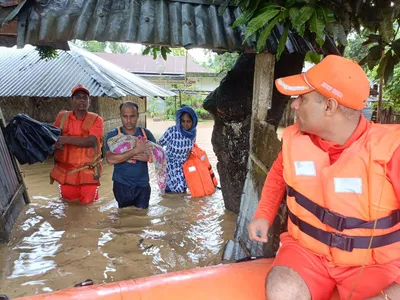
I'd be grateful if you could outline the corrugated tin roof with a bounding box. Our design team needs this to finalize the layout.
[0,42,176,98]
[8,0,322,55]
[95,53,213,74]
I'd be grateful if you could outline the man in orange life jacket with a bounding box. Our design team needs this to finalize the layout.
[50,84,104,204]
[248,55,400,300]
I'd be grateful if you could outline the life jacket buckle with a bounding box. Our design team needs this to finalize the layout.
[317,208,346,232]
[329,232,354,252]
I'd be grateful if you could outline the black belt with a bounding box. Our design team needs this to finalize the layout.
[287,186,400,232]
[289,210,400,252]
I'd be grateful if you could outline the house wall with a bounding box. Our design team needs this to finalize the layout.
[0,97,98,124]
[97,96,146,135]
[142,75,221,93]
[193,77,221,92]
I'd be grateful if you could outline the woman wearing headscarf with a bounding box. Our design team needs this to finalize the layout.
[158,105,198,193]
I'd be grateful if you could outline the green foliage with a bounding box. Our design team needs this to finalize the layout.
[344,33,369,63]
[81,41,107,52]
[109,42,129,54]
[357,22,400,84]
[195,107,211,119]
[384,66,400,103]
[224,0,400,84]
[141,46,187,60]
[201,51,240,73]
[36,46,59,60]
[142,45,172,60]
[229,0,338,60]
[170,48,187,56]
[161,86,210,120]
[76,40,129,54]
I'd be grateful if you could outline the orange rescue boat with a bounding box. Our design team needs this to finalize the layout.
[11,258,340,300]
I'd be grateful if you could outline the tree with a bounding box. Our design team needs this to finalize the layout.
[384,66,400,103]
[201,50,240,73]
[224,0,400,84]
[344,33,369,63]
[80,41,107,52]
[170,47,186,56]
[109,42,129,54]
[141,45,187,59]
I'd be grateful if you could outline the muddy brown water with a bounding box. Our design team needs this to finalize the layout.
[0,119,237,298]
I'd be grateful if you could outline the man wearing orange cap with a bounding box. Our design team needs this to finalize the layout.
[248,55,400,300]
[50,84,104,204]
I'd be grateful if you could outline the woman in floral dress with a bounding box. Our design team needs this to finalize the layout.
[158,105,198,193]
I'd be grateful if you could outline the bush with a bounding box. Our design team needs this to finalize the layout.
[161,93,211,120]
[195,107,211,119]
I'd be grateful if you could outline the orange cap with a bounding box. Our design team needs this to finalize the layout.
[275,55,370,110]
[71,84,90,96]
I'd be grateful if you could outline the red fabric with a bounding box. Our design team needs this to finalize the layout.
[254,116,400,224]
[272,232,400,300]
[59,184,99,204]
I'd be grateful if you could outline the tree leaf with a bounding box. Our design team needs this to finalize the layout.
[256,14,281,52]
[142,46,151,55]
[365,45,383,70]
[384,51,397,84]
[276,25,289,60]
[243,8,281,42]
[289,7,307,35]
[325,23,339,42]
[291,6,315,29]
[298,23,306,36]
[380,8,395,44]
[392,39,400,57]
[337,23,347,46]
[232,0,261,28]
[362,34,381,46]
[377,50,391,82]
[309,11,325,46]
[161,46,168,61]
[305,51,322,64]
[289,7,299,24]
[152,48,158,60]
[316,6,335,23]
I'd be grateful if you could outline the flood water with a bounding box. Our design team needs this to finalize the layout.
[0,119,237,298]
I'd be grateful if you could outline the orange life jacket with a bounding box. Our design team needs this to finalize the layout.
[183,143,218,198]
[282,123,400,266]
[50,111,103,186]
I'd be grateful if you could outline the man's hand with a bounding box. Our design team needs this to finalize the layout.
[131,153,149,162]
[248,218,270,243]
[135,140,147,153]
[55,136,67,150]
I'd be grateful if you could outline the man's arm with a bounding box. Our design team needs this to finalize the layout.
[57,135,97,148]
[248,151,286,242]
[253,151,286,224]
[56,116,104,149]
[106,143,146,165]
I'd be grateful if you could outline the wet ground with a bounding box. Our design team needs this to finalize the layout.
[0,119,237,298]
